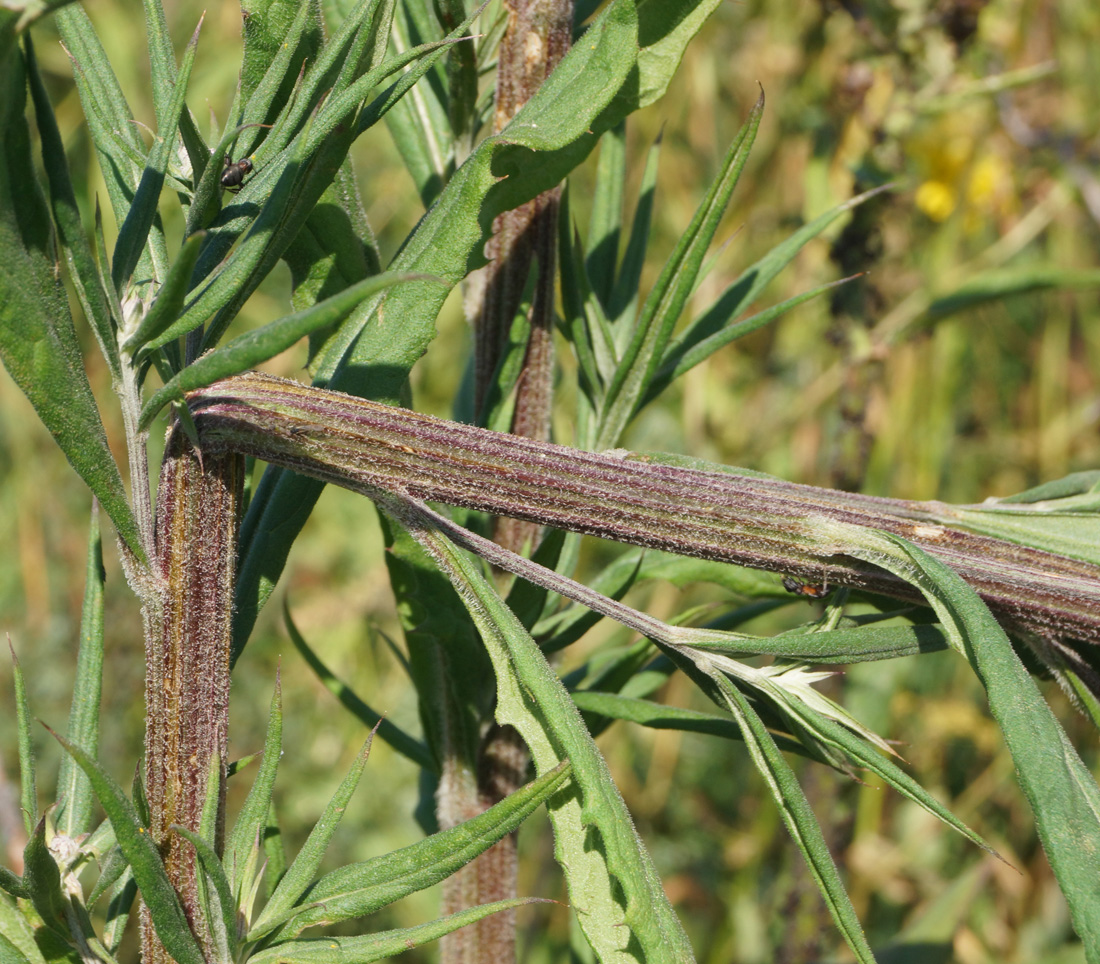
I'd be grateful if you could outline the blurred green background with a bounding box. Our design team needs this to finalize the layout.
[2,0,1099,960]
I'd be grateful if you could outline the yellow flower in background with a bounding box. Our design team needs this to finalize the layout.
[915,179,957,220]
[908,110,1016,228]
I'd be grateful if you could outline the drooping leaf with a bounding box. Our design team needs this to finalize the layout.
[0,45,143,561]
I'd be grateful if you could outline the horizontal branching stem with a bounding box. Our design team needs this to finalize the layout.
[188,372,1100,645]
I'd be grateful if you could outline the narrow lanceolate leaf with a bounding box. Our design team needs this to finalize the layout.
[257,762,571,939]
[139,272,436,429]
[55,6,169,286]
[45,729,206,964]
[8,645,36,835]
[248,732,377,939]
[596,93,764,450]
[814,521,1100,962]
[283,604,433,770]
[170,826,238,962]
[688,665,878,964]
[23,33,118,380]
[21,820,68,937]
[0,44,143,562]
[225,675,283,903]
[121,230,205,357]
[56,510,106,838]
[248,899,546,963]
[646,185,891,407]
[112,15,202,292]
[401,513,696,962]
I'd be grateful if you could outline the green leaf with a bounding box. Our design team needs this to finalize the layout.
[249,898,545,963]
[170,825,238,961]
[0,44,143,562]
[23,33,118,380]
[111,14,202,292]
[607,129,661,328]
[926,265,1100,323]
[570,689,810,756]
[596,94,764,448]
[45,729,205,964]
[55,510,106,838]
[102,867,136,953]
[585,121,626,309]
[645,276,856,407]
[691,667,878,963]
[258,762,570,938]
[55,6,169,287]
[139,272,432,429]
[237,0,323,130]
[283,603,433,770]
[248,732,375,939]
[400,505,696,963]
[818,521,1100,960]
[8,644,35,835]
[225,675,283,903]
[121,230,205,356]
[0,889,48,964]
[0,868,26,900]
[21,821,68,937]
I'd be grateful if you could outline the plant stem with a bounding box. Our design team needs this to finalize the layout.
[142,429,243,963]
[189,371,1100,647]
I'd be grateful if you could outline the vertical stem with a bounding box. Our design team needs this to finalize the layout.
[451,3,573,962]
[142,430,243,963]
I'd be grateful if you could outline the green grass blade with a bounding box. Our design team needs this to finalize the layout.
[111,15,202,292]
[596,93,764,449]
[45,729,205,964]
[247,731,374,939]
[283,603,433,770]
[225,675,283,903]
[8,645,36,834]
[22,33,118,380]
[56,510,106,838]
[401,505,697,963]
[258,763,570,938]
[249,899,545,963]
[821,521,1100,960]
[139,272,429,428]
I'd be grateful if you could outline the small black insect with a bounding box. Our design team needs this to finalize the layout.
[782,576,831,599]
[220,155,253,190]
